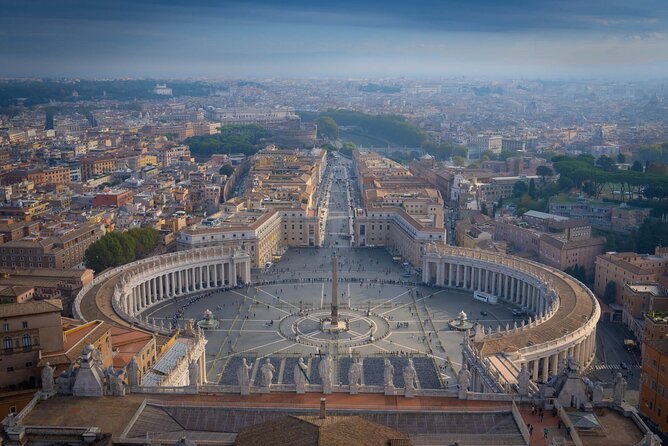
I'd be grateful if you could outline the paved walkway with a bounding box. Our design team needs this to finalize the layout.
[520,406,574,446]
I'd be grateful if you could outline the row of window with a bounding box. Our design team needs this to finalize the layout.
[2,321,29,331]
[3,334,34,352]
[6,362,33,372]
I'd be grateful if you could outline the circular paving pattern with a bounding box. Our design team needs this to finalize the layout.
[278,308,391,348]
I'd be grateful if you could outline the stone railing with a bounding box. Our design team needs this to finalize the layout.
[74,246,246,323]
[424,244,600,365]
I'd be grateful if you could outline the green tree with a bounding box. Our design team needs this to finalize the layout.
[315,116,339,140]
[219,164,235,177]
[635,218,668,254]
[528,179,537,199]
[596,155,616,172]
[84,228,159,273]
[564,264,587,283]
[617,153,626,164]
[631,160,644,172]
[536,165,553,184]
[513,181,529,198]
[556,176,575,192]
[453,156,466,167]
[603,281,617,305]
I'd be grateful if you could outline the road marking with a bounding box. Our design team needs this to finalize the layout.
[380,290,445,315]
[369,287,416,312]
[217,338,286,360]
[256,287,300,310]
[229,290,290,315]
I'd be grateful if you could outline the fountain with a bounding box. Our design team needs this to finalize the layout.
[196,309,220,330]
[448,310,475,331]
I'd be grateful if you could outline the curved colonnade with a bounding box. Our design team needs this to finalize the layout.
[422,246,600,387]
[73,247,252,331]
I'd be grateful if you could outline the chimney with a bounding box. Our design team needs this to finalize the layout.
[319,398,326,419]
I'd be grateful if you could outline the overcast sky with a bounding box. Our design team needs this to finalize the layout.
[0,0,667,79]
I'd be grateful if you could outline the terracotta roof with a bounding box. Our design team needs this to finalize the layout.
[0,298,62,318]
[0,285,33,297]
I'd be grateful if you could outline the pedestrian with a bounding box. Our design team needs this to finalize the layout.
[543,427,549,439]
[540,413,544,422]
[557,419,561,430]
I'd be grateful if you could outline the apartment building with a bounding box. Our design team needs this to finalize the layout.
[622,283,668,340]
[549,196,650,233]
[177,207,321,268]
[1,167,70,186]
[594,248,668,302]
[153,145,191,167]
[493,211,605,276]
[354,207,446,266]
[0,223,104,269]
[79,156,116,181]
[0,299,64,389]
[477,175,540,204]
[640,339,668,433]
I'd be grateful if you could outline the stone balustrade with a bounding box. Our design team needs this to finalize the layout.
[423,244,599,386]
[74,247,252,328]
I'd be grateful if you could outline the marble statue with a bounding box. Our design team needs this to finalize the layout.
[295,357,308,394]
[237,358,253,395]
[567,354,578,372]
[105,367,126,396]
[127,357,140,387]
[518,363,530,396]
[403,359,417,397]
[56,363,75,394]
[188,359,200,387]
[384,359,395,389]
[458,364,471,399]
[319,355,333,394]
[41,362,56,393]
[613,372,627,405]
[260,358,275,389]
[592,382,604,404]
[348,359,362,394]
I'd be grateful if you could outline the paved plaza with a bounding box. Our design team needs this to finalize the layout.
[146,246,529,387]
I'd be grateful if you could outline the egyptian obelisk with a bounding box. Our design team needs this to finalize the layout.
[331,251,338,325]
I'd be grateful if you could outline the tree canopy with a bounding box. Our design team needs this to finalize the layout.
[219,164,235,177]
[552,154,668,201]
[84,227,159,273]
[185,125,270,159]
[315,116,339,140]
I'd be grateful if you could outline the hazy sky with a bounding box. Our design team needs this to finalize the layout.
[1,0,667,79]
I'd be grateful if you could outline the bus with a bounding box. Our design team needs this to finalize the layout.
[473,291,498,305]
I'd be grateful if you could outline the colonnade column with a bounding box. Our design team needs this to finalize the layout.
[541,357,549,382]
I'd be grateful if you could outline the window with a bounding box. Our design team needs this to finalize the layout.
[3,336,12,351]
[25,361,32,367]
[2,323,8,332]
[22,334,31,350]
[22,321,28,329]
[6,367,13,372]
